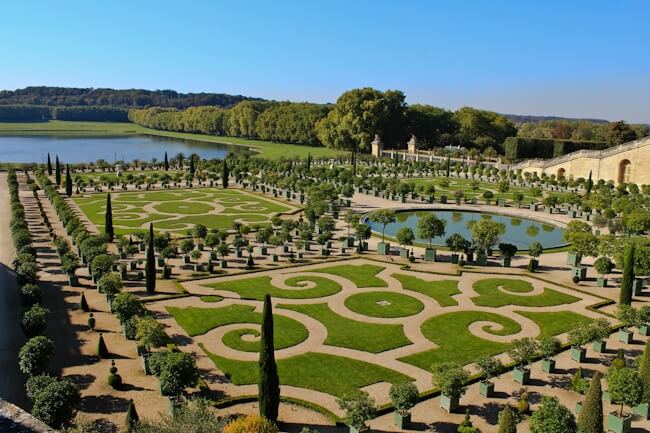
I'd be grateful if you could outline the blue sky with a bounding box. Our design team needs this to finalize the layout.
[2,1,649,122]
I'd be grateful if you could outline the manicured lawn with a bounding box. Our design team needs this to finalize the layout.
[278,303,411,353]
[344,291,424,318]
[200,347,413,398]
[207,275,341,300]
[199,295,223,303]
[166,305,308,351]
[392,273,460,307]
[471,278,580,308]
[399,311,521,370]
[311,264,387,288]
[517,310,594,338]
[0,121,346,159]
[74,187,294,234]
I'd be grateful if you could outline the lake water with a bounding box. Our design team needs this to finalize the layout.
[366,209,567,250]
[0,135,249,163]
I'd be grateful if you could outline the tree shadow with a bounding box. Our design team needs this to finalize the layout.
[430,421,458,433]
[81,394,131,414]
[66,373,96,391]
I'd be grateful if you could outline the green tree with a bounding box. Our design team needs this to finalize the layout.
[337,391,376,431]
[607,367,643,416]
[388,381,419,417]
[136,316,167,353]
[639,339,650,404]
[396,227,415,250]
[65,164,72,197]
[316,88,407,152]
[105,193,114,241]
[577,371,603,433]
[131,398,226,433]
[529,396,576,433]
[369,209,396,243]
[125,399,140,432]
[97,333,109,358]
[431,362,470,400]
[146,223,156,293]
[471,220,505,253]
[163,151,169,171]
[222,159,229,188]
[30,377,80,428]
[111,292,145,323]
[259,294,280,422]
[418,214,446,249]
[47,153,52,175]
[55,155,61,185]
[497,405,517,433]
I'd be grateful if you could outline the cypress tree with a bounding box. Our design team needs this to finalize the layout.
[55,155,61,185]
[620,243,635,305]
[497,404,517,433]
[577,372,603,433]
[446,156,451,177]
[105,193,114,241]
[222,159,229,189]
[65,164,73,197]
[189,155,195,178]
[258,294,280,422]
[640,339,650,404]
[47,153,52,175]
[163,152,169,171]
[306,152,311,170]
[125,399,139,431]
[97,333,109,358]
[586,170,593,195]
[351,149,357,176]
[145,223,156,293]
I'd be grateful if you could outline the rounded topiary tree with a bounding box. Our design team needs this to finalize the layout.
[432,361,470,413]
[22,304,49,337]
[607,366,642,418]
[389,381,419,427]
[530,396,576,433]
[18,336,54,377]
[30,377,80,428]
[594,256,614,287]
[108,360,122,389]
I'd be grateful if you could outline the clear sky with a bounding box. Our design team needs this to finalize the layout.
[2,0,649,122]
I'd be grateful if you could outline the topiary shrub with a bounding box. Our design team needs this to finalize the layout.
[19,336,54,377]
[108,360,122,389]
[123,317,137,340]
[21,283,42,306]
[516,389,529,415]
[572,275,580,284]
[125,399,139,432]
[22,304,49,337]
[30,377,80,428]
[79,292,89,312]
[571,368,589,394]
[87,313,96,330]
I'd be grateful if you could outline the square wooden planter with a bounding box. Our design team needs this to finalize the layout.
[513,367,530,384]
[618,329,633,344]
[638,324,650,337]
[571,346,587,362]
[476,254,488,266]
[501,257,511,267]
[571,266,587,281]
[424,248,436,262]
[597,277,608,287]
[567,252,582,266]
[592,340,607,353]
[394,413,411,429]
[377,242,390,255]
[440,394,460,413]
[479,380,494,397]
[399,249,409,258]
[633,278,644,295]
[633,402,650,419]
[607,412,632,433]
[541,358,555,373]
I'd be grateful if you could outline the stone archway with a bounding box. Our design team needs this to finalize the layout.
[557,168,566,179]
[618,159,632,184]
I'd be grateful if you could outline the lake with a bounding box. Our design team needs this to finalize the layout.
[0,135,249,163]
[366,209,567,250]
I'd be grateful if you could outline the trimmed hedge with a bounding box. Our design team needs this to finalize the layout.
[504,137,608,160]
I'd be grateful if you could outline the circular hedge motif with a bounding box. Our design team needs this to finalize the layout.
[345,291,424,318]
[153,200,214,215]
[221,315,309,352]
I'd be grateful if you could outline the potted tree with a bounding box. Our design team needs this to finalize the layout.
[538,336,561,373]
[498,243,517,267]
[417,214,446,261]
[508,338,539,384]
[396,227,415,259]
[589,318,612,353]
[389,381,419,429]
[61,251,80,286]
[344,210,360,247]
[638,306,650,336]
[476,355,503,397]
[446,233,469,264]
[432,362,470,413]
[471,220,504,265]
[368,209,396,255]
[337,391,377,433]
[528,241,543,271]
[617,305,639,344]
[594,256,614,287]
[607,367,642,433]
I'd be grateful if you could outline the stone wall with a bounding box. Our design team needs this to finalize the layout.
[0,399,57,433]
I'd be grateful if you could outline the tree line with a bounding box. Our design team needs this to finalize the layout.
[129,87,519,153]
[0,105,130,122]
[0,86,257,109]
[517,119,648,146]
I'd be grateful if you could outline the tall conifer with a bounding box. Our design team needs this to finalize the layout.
[258,294,280,421]
[145,223,156,293]
[105,193,114,241]
[577,372,603,433]
[65,164,73,197]
[620,243,635,305]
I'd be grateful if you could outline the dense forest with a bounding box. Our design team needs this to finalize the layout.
[516,119,648,144]
[0,105,129,122]
[0,86,256,109]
